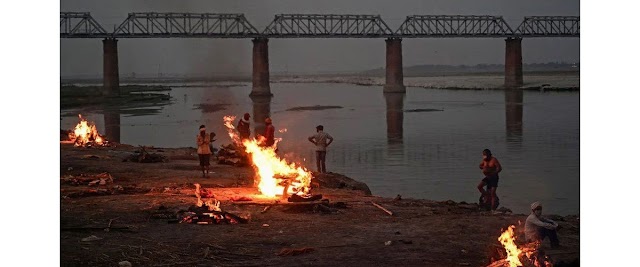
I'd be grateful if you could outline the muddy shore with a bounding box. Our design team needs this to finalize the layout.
[60,143,579,267]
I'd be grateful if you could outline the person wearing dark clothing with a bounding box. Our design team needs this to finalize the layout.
[477,149,502,214]
[263,117,275,147]
[237,113,251,141]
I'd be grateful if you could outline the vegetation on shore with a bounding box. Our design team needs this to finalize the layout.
[60,84,173,110]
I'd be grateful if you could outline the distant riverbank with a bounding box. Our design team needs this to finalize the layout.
[272,72,579,91]
[61,71,579,91]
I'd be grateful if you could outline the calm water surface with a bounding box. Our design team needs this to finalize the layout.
[61,83,579,215]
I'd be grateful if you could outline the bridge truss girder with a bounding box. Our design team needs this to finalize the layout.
[112,13,261,38]
[263,14,395,38]
[514,16,579,37]
[60,12,580,39]
[396,15,514,38]
[60,12,109,38]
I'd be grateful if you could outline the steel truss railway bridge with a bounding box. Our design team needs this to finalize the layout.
[61,12,579,96]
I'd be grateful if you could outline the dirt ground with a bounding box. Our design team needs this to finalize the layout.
[60,143,579,267]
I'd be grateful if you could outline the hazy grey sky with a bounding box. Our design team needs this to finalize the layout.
[60,0,580,77]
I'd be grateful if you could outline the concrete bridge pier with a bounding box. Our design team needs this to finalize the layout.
[504,37,523,88]
[383,38,406,93]
[102,38,120,96]
[250,95,272,137]
[251,38,272,96]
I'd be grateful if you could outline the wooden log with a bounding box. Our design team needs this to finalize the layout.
[229,201,324,206]
[288,194,323,202]
[371,202,394,216]
[485,259,509,267]
[261,206,271,213]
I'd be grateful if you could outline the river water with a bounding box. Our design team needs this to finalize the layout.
[60,82,579,215]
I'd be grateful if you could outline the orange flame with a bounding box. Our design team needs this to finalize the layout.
[223,115,311,198]
[494,225,553,267]
[194,183,221,211]
[69,114,104,147]
[498,225,523,267]
[195,183,204,207]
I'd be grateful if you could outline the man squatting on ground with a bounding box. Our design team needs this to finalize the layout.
[308,125,334,173]
[525,201,561,249]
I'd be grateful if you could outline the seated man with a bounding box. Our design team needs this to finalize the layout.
[525,201,561,248]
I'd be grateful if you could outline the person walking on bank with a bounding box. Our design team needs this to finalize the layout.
[477,148,502,214]
[196,125,213,178]
[525,201,562,249]
[308,125,334,173]
[237,113,251,141]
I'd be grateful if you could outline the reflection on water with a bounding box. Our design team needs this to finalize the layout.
[103,108,121,143]
[385,93,404,144]
[385,93,405,168]
[60,83,579,215]
[505,89,523,147]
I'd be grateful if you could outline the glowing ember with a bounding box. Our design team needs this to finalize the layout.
[68,114,104,147]
[223,115,312,198]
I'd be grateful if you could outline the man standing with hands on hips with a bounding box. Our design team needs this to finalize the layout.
[308,125,334,174]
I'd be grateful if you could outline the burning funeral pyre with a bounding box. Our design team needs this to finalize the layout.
[223,115,313,199]
[177,184,249,225]
[487,225,553,267]
[67,114,107,147]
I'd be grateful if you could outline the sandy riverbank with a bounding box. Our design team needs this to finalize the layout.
[60,143,579,267]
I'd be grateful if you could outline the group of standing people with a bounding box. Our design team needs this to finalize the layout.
[197,116,562,249]
[235,113,276,147]
[195,113,334,177]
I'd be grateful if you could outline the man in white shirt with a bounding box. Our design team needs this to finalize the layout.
[525,201,561,248]
[308,125,334,173]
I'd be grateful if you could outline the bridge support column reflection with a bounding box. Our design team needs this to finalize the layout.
[505,88,523,145]
[102,38,120,96]
[250,95,272,138]
[385,92,405,143]
[250,38,272,97]
[504,37,523,88]
[383,38,406,93]
[103,109,121,143]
